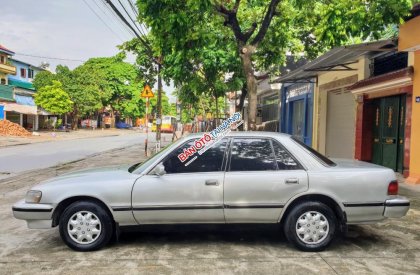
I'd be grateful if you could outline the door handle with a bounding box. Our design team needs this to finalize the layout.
[285,178,299,184]
[205,179,219,186]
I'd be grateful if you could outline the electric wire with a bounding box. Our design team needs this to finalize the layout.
[82,0,125,42]
[91,0,133,41]
[14,52,85,62]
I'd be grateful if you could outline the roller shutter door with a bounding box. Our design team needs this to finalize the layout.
[325,89,355,158]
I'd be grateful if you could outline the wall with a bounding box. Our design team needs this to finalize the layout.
[9,60,30,82]
[313,57,369,153]
[407,51,420,183]
[399,15,420,184]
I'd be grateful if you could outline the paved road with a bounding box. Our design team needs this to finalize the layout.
[0,132,171,180]
[1,143,419,274]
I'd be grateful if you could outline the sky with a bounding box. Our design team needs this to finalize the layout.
[0,0,175,99]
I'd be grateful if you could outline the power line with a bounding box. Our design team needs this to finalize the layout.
[103,0,154,58]
[98,0,137,40]
[127,0,150,40]
[82,0,125,42]
[14,52,85,62]
[91,0,131,40]
[117,0,145,38]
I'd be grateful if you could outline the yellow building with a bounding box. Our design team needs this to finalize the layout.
[399,5,420,184]
[276,39,415,177]
[0,44,16,85]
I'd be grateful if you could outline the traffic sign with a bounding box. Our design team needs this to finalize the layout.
[141,85,155,98]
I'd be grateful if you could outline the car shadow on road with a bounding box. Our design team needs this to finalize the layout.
[109,224,394,253]
[117,224,286,245]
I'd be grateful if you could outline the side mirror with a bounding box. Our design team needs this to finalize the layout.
[151,163,166,176]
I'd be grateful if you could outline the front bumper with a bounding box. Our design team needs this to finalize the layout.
[12,200,54,229]
[383,196,410,218]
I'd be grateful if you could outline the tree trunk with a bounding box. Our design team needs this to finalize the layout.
[240,46,257,131]
[71,112,79,130]
[237,82,247,112]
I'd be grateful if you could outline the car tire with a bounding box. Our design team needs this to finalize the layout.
[59,201,113,251]
[284,201,336,252]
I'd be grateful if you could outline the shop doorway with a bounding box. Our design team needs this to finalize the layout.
[372,95,406,172]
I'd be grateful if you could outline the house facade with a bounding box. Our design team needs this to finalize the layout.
[274,38,416,179]
[0,44,17,121]
[280,81,314,146]
[397,5,420,184]
[0,45,16,85]
[5,58,45,130]
[0,44,48,131]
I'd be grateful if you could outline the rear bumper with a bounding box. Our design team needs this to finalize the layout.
[12,200,54,229]
[383,197,410,218]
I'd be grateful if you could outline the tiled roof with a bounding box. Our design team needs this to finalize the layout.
[347,67,413,91]
[0,44,15,55]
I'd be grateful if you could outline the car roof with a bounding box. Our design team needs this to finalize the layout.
[184,131,291,139]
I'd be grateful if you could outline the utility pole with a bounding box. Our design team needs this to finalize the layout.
[156,62,163,151]
[105,0,164,153]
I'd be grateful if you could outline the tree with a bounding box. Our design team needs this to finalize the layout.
[79,56,145,120]
[150,91,172,116]
[34,80,73,115]
[33,71,57,90]
[135,0,412,130]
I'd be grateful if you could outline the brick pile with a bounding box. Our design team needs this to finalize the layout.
[0,119,31,137]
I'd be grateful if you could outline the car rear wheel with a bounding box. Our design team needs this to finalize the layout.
[284,201,336,251]
[59,201,113,251]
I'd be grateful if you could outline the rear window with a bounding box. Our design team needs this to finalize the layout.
[291,136,336,167]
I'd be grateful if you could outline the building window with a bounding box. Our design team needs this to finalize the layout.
[0,56,5,64]
[28,69,34,79]
[370,52,408,77]
[0,78,6,85]
[20,68,26,78]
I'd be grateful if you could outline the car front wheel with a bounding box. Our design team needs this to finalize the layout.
[59,201,113,251]
[284,201,336,252]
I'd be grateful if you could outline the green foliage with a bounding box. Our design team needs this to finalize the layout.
[33,57,146,121]
[67,65,104,117]
[150,91,172,116]
[132,0,412,121]
[34,80,73,115]
[76,56,145,119]
[33,71,57,90]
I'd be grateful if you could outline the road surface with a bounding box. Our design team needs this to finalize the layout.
[0,132,171,180]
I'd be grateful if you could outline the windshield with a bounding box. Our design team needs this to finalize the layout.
[129,138,185,174]
[291,136,336,167]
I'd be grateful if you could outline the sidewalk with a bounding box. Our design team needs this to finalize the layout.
[397,173,420,193]
[0,128,144,148]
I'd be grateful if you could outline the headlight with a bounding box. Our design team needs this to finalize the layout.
[25,190,42,203]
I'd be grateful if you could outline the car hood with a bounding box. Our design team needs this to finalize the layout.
[330,158,388,169]
[38,164,133,186]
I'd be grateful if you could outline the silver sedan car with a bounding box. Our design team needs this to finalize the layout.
[12,132,410,252]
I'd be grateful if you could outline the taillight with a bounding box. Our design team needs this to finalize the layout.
[388,180,398,195]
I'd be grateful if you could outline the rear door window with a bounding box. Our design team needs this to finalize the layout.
[229,138,277,171]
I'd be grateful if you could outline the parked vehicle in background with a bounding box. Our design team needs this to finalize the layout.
[152,116,177,133]
[12,132,409,252]
[115,121,132,129]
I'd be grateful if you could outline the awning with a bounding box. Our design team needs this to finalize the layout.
[15,94,36,106]
[3,102,38,115]
[348,67,413,97]
[37,107,52,116]
[8,79,35,90]
[273,39,398,83]
[0,84,15,102]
